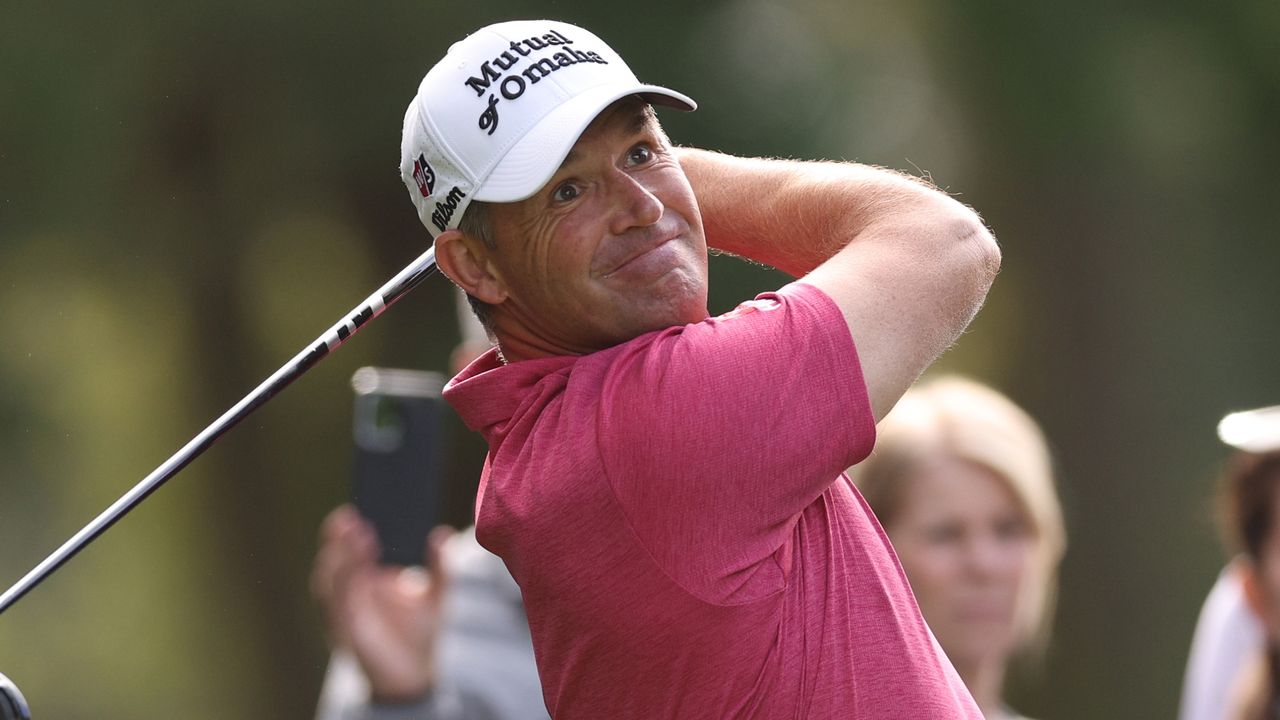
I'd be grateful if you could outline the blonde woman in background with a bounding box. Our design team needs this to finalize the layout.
[852,376,1066,720]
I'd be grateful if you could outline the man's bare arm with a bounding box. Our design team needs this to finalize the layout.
[675,148,1001,421]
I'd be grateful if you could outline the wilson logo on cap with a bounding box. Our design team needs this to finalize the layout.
[412,154,436,197]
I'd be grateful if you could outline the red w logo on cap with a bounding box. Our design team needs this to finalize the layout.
[413,154,436,197]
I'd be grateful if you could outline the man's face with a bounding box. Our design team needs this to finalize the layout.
[485,98,709,356]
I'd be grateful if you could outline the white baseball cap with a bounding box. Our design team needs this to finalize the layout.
[400,20,696,239]
[1219,405,1280,453]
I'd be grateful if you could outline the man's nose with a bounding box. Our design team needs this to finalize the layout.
[607,171,663,235]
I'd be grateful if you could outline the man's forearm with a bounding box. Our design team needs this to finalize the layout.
[675,147,979,279]
[676,147,1000,420]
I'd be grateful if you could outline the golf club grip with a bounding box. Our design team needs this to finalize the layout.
[0,246,438,616]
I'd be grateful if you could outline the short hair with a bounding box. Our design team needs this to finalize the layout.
[850,375,1067,654]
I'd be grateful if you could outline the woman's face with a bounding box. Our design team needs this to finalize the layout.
[886,455,1037,670]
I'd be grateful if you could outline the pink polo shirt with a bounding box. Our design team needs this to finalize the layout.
[445,282,980,719]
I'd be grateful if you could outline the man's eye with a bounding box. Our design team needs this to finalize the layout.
[627,145,652,166]
[553,183,580,202]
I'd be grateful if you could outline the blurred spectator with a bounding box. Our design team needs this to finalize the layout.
[851,375,1066,720]
[312,509,545,720]
[1182,404,1280,720]
[311,290,547,720]
[1179,558,1264,720]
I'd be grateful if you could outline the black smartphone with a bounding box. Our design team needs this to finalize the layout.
[349,366,447,566]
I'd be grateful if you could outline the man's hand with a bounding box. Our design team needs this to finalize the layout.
[311,505,453,704]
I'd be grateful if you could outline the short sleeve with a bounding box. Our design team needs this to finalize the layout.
[595,282,876,604]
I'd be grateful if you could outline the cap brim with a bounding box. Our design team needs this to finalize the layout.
[1219,405,1280,453]
[474,84,696,204]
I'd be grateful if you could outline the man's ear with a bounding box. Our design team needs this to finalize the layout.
[434,229,508,305]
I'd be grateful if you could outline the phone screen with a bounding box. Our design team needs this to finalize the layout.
[349,367,446,566]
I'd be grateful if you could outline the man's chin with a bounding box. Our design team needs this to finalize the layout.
[632,303,710,336]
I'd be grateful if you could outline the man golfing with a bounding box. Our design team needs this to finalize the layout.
[405,19,999,719]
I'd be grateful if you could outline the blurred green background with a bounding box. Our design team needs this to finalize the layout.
[2,1,1278,718]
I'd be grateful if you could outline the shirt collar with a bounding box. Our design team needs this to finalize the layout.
[443,348,576,437]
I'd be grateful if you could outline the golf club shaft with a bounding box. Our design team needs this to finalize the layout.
[0,246,438,616]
